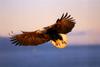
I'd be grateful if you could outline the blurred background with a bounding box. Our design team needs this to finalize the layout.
[0,0,100,67]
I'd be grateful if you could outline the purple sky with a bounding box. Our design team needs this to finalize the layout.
[0,0,100,45]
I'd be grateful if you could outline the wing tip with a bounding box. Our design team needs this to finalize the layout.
[10,36,22,46]
[60,12,75,22]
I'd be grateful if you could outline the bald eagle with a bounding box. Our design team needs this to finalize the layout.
[10,13,75,48]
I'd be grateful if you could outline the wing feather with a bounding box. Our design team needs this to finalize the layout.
[10,31,50,46]
[52,12,75,34]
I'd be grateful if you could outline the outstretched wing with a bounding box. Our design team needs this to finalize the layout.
[50,13,75,34]
[10,30,50,46]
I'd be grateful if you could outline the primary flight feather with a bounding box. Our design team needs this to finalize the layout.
[10,12,75,48]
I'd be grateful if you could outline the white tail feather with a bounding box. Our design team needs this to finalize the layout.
[50,34,68,48]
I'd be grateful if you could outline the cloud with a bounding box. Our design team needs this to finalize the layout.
[68,31,86,36]
[68,30,100,45]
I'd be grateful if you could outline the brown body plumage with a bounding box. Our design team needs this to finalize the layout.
[10,12,75,48]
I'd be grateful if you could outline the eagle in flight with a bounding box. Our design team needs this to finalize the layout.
[10,13,75,48]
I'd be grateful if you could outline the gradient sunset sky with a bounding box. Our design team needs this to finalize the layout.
[0,0,100,45]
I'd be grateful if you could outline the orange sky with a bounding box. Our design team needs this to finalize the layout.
[0,0,100,45]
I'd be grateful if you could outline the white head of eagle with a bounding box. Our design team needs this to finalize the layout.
[10,12,75,48]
